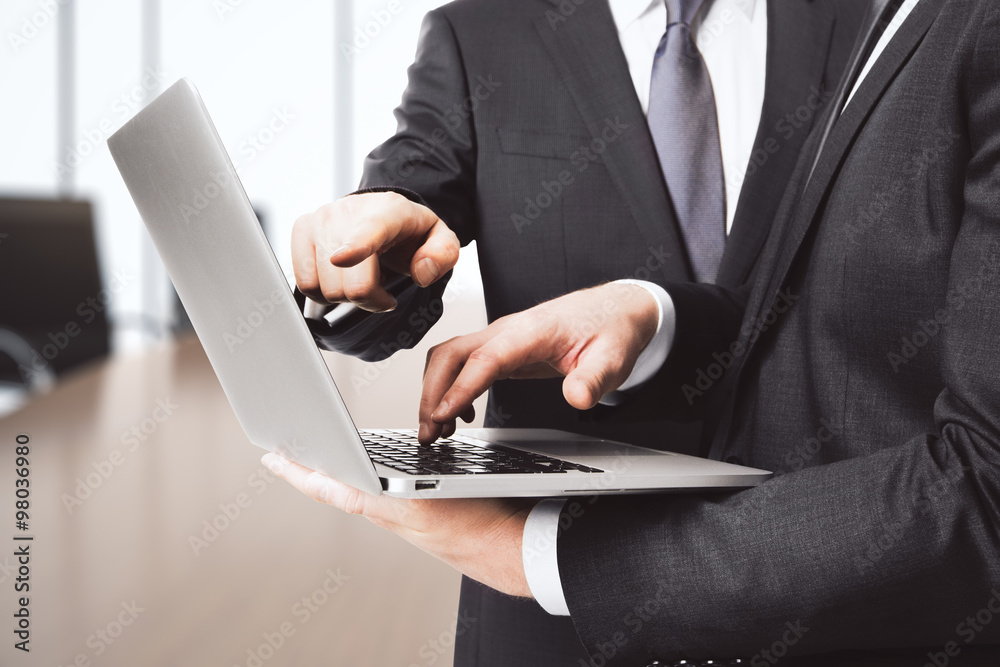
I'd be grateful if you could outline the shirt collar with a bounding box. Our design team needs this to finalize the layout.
[607,0,759,31]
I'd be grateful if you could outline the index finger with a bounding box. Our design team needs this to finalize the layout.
[331,196,444,268]
[430,323,562,424]
[419,329,494,444]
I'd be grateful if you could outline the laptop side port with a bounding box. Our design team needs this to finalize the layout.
[415,480,439,491]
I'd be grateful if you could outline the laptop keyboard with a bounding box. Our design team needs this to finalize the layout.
[361,430,603,476]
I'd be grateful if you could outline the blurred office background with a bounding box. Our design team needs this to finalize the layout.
[0,0,488,420]
[0,4,486,664]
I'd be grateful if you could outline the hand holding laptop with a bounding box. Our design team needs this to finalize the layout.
[291,191,460,313]
[260,449,536,599]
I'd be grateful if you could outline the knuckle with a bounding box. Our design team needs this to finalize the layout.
[467,347,500,369]
[320,284,345,303]
[296,273,320,294]
[304,472,332,504]
[426,340,456,365]
[366,192,402,220]
[381,190,410,211]
[341,487,366,515]
[517,311,547,338]
[292,262,320,293]
[341,280,375,302]
[320,200,343,219]
[292,212,315,235]
[439,236,461,267]
[418,394,438,412]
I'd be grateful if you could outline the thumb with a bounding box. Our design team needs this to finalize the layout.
[409,219,461,287]
[561,341,630,410]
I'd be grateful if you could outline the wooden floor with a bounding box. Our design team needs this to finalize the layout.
[0,335,472,666]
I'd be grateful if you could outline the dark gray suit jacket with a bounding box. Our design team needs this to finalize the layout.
[301,0,865,664]
[559,0,1000,664]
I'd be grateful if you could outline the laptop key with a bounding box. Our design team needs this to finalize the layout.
[363,432,603,475]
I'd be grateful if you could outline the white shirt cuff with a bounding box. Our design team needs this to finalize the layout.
[303,298,358,327]
[598,279,675,405]
[522,498,570,616]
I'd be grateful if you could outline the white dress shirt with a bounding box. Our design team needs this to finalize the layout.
[525,0,768,615]
[611,0,767,234]
[526,0,924,616]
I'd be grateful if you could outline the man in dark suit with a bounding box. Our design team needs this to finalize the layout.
[308,0,1000,663]
[286,0,864,664]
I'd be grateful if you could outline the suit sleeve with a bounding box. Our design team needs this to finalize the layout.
[618,281,749,423]
[304,9,478,362]
[556,14,1000,664]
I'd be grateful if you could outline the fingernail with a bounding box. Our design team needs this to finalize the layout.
[315,479,335,504]
[261,452,280,472]
[413,257,440,287]
[330,243,351,261]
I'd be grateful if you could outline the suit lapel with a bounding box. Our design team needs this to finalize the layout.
[535,0,692,281]
[750,0,947,327]
[717,0,838,288]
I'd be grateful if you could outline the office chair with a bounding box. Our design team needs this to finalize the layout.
[0,197,110,387]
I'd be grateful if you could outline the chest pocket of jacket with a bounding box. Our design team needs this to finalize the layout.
[496,127,595,161]
[480,126,642,306]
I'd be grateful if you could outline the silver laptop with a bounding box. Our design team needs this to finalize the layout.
[107,78,771,498]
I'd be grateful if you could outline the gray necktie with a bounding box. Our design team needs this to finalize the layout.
[648,0,726,284]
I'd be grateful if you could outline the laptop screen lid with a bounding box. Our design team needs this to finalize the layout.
[108,78,382,496]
